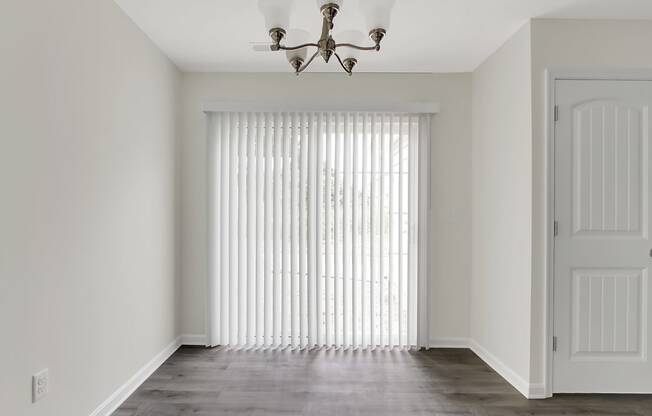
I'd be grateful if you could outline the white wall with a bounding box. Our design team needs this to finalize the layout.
[529,18,652,388]
[178,72,472,342]
[0,1,180,415]
[471,23,533,392]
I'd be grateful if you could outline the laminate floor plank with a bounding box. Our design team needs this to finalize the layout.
[114,346,652,416]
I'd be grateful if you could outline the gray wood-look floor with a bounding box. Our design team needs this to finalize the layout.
[114,346,652,416]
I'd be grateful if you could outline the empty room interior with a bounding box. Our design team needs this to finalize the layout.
[5,0,652,414]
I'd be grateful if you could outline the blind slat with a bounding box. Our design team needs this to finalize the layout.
[334,112,341,346]
[308,112,316,346]
[343,113,351,347]
[300,112,308,347]
[398,114,404,347]
[264,113,273,346]
[256,113,264,346]
[325,112,332,346]
[388,114,394,346]
[352,112,359,347]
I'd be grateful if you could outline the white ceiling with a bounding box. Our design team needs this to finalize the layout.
[114,0,652,73]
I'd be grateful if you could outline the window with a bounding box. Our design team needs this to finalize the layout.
[207,111,431,349]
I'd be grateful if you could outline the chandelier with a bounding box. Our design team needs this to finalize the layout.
[256,0,392,76]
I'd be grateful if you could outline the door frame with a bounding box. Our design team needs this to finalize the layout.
[545,70,652,396]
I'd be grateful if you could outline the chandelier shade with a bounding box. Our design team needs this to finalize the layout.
[316,0,343,8]
[258,0,294,31]
[335,30,366,61]
[359,0,396,31]
[285,29,310,63]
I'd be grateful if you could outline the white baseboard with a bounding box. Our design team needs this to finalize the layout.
[469,339,548,399]
[180,333,207,346]
[429,337,470,348]
[89,337,181,416]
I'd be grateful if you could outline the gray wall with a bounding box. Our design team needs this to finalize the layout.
[178,72,473,343]
[0,1,180,414]
[471,23,534,394]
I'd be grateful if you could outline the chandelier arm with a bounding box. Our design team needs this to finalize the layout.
[297,49,321,73]
[333,52,352,75]
[334,43,379,51]
[278,43,320,52]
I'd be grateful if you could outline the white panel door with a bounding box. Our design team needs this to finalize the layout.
[554,79,652,393]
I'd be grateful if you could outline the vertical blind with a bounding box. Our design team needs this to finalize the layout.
[207,111,431,349]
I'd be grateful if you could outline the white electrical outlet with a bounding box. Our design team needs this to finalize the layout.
[32,369,49,403]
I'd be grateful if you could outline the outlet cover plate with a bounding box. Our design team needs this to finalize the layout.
[32,369,48,403]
